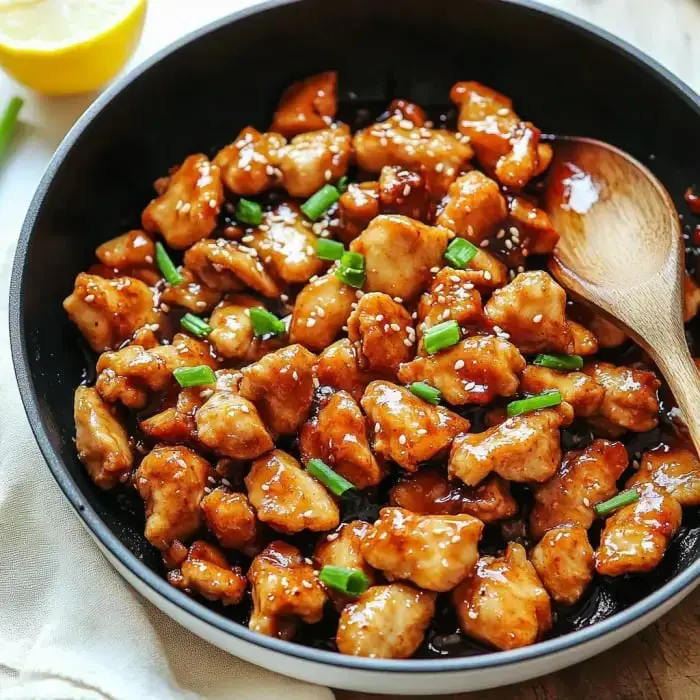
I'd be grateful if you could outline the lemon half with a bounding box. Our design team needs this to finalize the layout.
[0,0,147,95]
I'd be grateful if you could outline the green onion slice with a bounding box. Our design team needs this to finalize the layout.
[506,389,562,417]
[180,313,213,338]
[334,266,365,289]
[173,365,216,388]
[236,198,263,226]
[336,175,349,194]
[594,489,639,517]
[339,250,365,272]
[0,96,23,163]
[423,320,460,355]
[316,238,345,261]
[307,458,356,497]
[533,354,584,371]
[249,307,286,337]
[409,381,442,404]
[301,184,340,221]
[319,565,369,596]
[155,242,184,286]
[444,238,478,269]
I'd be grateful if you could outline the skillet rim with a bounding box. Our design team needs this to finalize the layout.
[9,0,700,674]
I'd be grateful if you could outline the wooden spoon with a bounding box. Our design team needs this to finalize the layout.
[543,137,700,447]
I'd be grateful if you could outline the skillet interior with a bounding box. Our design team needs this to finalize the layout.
[11,0,700,667]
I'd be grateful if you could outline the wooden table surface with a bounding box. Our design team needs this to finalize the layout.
[340,1,700,698]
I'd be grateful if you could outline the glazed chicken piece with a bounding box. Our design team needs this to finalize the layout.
[435,171,507,243]
[449,405,573,486]
[361,507,483,592]
[96,229,155,269]
[63,273,160,353]
[570,304,627,349]
[361,381,470,471]
[520,365,605,417]
[530,525,595,605]
[336,583,436,659]
[507,195,559,255]
[461,249,509,291]
[350,215,449,302]
[337,182,380,244]
[567,321,599,356]
[390,469,518,523]
[683,273,700,322]
[142,154,223,249]
[139,387,203,444]
[135,445,213,550]
[299,390,384,489]
[398,335,525,405]
[74,386,133,490]
[95,333,216,409]
[289,272,356,352]
[347,292,415,376]
[530,439,628,539]
[595,482,682,576]
[239,344,316,436]
[247,202,324,284]
[271,71,337,137]
[451,81,551,189]
[183,238,281,297]
[196,390,274,460]
[170,540,246,606]
[316,338,377,401]
[160,267,222,313]
[277,125,352,198]
[453,543,552,651]
[201,489,258,553]
[214,126,286,195]
[627,445,700,507]
[378,165,431,220]
[584,361,661,434]
[245,449,340,534]
[248,541,327,639]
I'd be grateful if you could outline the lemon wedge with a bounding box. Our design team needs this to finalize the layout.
[0,0,147,95]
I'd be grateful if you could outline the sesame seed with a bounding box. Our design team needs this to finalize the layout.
[376,314,384,322]
[196,300,207,309]
[390,323,401,332]
[398,434,407,445]
[402,184,411,196]
[160,303,170,313]
[483,271,492,280]
[480,239,489,248]
[374,422,381,433]
[434,162,445,173]
[533,314,543,324]
[583,497,591,507]
[144,255,153,264]
[505,239,514,250]
[403,338,413,346]
[430,266,440,273]
[292,370,299,381]
[454,359,465,370]
[324,169,332,181]
[84,294,95,303]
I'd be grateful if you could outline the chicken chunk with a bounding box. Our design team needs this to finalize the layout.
[316,338,377,401]
[201,489,258,553]
[245,450,340,533]
[627,445,700,507]
[64,273,160,353]
[160,267,222,313]
[584,361,661,433]
[135,445,213,550]
[347,293,415,376]
[74,386,133,489]
[389,469,518,524]
[378,165,431,220]
[362,381,470,471]
[453,543,552,651]
[183,239,281,297]
[520,365,605,417]
[570,305,627,349]
[289,272,356,352]
[398,335,525,405]
[248,541,327,639]
[530,439,628,539]
[214,126,286,195]
[139,387,203,444]
[271,71,337,137]
[142,154,223,249]
[684,273,700,322]
[96,230,155,269]
[278,125,351,198]
[530,525,594,605]
[462,249,509,291]
[337,182,380,244]
[436,171,507,243]
[507,194,559,255]
[350,215,449,302]
[300,390,384,489]
[239,344,316,436]
[484,271,571,354]
[337,583,435,659]
[595,482,682,576]
[449,405,573,486]
[566,321,599,356]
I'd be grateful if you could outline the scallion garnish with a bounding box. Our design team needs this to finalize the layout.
[173,365,216,388]
[409,381,442,404]
[337,175,349,193]
[249,308,286,337]
[334,250,366,288]
[181,313,213,338]
[0,96,23,163]
[506,389,562,417]
[301,184,340,221]
[340,251,365,272]
[316,238,345,261]
[444,238,478,269]
[319,565,369,596]
[236,198,263,226]
[594,489,639,517]
[533,354,584,371]
[155,242,184,286]
[307,458,356,497]
[423,320,460,355]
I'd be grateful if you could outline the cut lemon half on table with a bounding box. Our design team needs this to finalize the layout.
[0,0,146,95]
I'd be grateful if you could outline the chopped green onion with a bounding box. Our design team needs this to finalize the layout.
[506,389,562,417]
[307,458,356,497]
[249,308,286,337]
[301,184,340,221]
[173,365,216,388]
[319,565,369,596]
[423,320,460,354]
[444,238,478,269]
[337,175,349,193]
[335,266,365,288]
[0,96,23,164]
[181,313,213,338]
[594,489,639,517]
[316,238,345,261]
[533,354,584,371]
[155,242,184,286]
[340,251,365,271]
[236,198,263,226]
[409,381,442,404]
